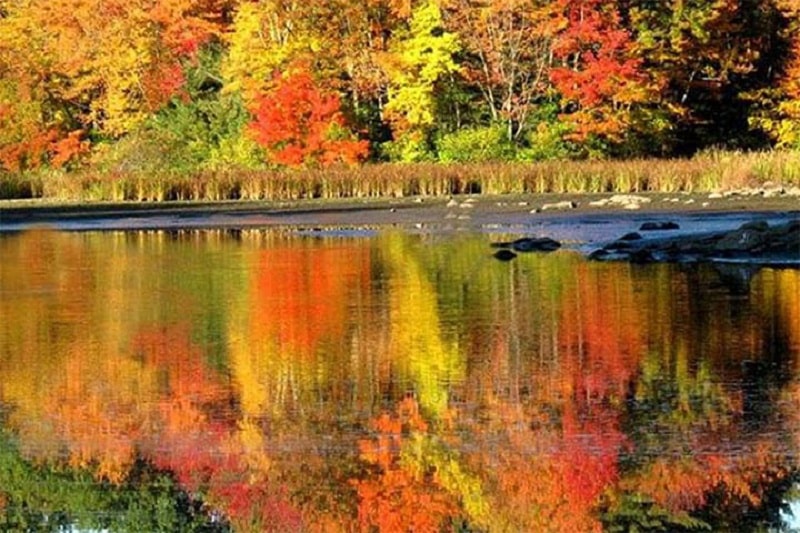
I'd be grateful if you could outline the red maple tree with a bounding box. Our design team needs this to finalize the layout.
[249,69,369,167]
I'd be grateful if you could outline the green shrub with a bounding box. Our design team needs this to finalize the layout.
[436,124,516,162]
[380,133,436,162]
[518,120,577,161]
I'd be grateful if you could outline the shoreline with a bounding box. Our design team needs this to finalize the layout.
[2,191,799,229]
[1,193,798,256]
[2,193,798,268]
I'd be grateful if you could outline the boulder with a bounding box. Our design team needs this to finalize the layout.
[639,221,680,231]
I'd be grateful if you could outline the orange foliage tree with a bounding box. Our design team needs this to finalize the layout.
[248,69,369,167]
[0,0,221,153]
[550,0,649,145]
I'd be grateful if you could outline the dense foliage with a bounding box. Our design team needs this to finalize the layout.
[1,0,799,174]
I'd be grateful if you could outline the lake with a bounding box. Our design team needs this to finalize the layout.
[0,226,798,532]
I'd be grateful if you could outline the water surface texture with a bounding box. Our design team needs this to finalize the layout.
[1,229,799,531]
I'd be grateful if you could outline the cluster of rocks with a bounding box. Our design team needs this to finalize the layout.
[491,237,562,261]
[588,219,800,264]
[587,194,652,210]
[708,184,800,199]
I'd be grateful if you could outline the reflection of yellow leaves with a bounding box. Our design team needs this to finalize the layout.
[235,418,272,480]
[385,234,465,417]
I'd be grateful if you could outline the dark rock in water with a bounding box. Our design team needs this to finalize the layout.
[588,249,609,260]
[640,221,680,231]
[713,228,769,253]
[493,249,518,261]
[492,237,561,252]
[605,240,634,251]
[740,220,769,231]
[511,237,561,252]
[588,218,799,265]
[620,232,643,241]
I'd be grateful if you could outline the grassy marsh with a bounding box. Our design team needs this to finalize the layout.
[2,151,799,203]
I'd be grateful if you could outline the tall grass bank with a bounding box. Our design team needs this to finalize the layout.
[3,151,800,203]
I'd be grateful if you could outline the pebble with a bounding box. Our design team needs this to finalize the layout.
[609,194,651,205]
[446,199,459,207]
[589,199,611,207]
[541,200,577,211]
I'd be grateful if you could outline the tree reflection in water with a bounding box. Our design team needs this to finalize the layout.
[0,229,798,531]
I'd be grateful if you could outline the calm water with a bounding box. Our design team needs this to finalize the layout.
[0,228,799,532]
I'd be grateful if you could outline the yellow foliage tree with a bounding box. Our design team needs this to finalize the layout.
[0,0,218,138]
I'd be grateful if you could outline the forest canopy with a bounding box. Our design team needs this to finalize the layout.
[1,0,799,172]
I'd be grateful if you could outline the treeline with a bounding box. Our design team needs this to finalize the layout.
[1,0,799,175]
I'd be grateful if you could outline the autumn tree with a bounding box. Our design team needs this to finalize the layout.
[0,0,220,145]
[445,0,560,142]
[748,0,800,147]
[550,0,651,152]
[627,0,783,152]
[380,0,461,160]
[248,68,369,167]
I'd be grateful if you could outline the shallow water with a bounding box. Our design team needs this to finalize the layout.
[0,228,799,531]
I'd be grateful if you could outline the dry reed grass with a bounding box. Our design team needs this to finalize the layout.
[2,150,799,202]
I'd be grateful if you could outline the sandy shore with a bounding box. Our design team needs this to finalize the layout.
[2,193,799,250]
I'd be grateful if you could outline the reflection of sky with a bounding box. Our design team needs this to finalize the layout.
[782,493,800,531]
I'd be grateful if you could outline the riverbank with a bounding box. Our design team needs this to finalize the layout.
[1,191,797,245]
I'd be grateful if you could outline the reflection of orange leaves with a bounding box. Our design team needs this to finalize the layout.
[360,414,402,470]
[252,243,370,355]
[354,469,459,533]
[397,396,429,432]
[559,264,643,404]
[491,451,607,532]
[44,322,234,485]
[628,442,788,515]
[359,398,428,470]
[133,324,228,405]
[354,398,460,532]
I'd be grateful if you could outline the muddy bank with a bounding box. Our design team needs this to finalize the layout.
[2,191,799,232]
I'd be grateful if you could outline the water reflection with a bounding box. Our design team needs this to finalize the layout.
[0,229,798,531]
